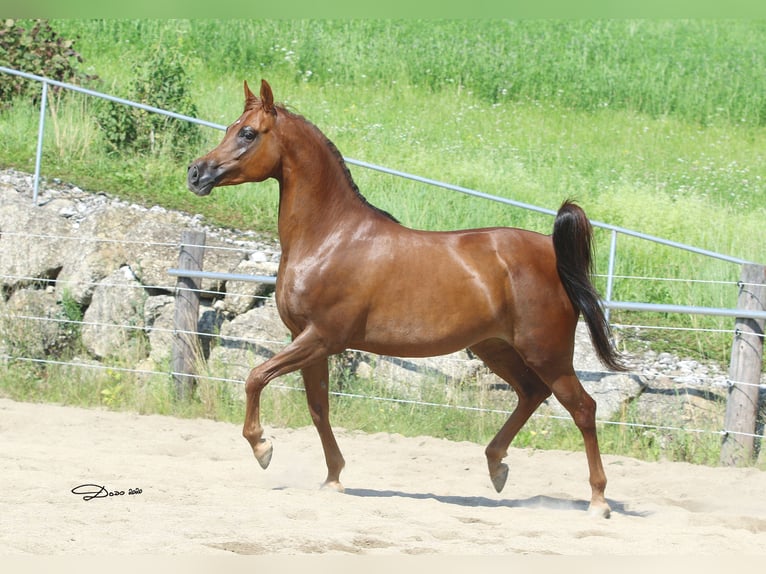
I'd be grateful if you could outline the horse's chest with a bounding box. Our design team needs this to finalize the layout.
[274,267,318,330]
[275,256,355,333]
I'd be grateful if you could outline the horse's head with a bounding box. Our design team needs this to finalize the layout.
[187,79,281,196]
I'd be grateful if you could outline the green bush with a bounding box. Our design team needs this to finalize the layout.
[0,19,91,105]
[95,45,201,157]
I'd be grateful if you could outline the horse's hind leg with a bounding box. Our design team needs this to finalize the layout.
[469,340,552,494]
[545,371,611,518]
[302,359,346,491]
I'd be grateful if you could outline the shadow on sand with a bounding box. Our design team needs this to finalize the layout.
[344,488,650,517]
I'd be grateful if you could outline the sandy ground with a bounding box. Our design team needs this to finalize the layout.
[1,397,765,556]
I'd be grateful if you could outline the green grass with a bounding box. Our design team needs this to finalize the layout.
[52,20,766,127]
[1,19,764,464]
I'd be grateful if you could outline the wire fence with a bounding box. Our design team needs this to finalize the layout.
[0,65,764,458]
[1,229,763,445]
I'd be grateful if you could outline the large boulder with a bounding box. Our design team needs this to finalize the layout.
[81,266,147,359]
[207,298,290,383]
[143,294,175,365]
[0,186,71,294]
[0,287,73,359]
[351,351,486,399]
[221,256,278,315]
[54,202,260,307]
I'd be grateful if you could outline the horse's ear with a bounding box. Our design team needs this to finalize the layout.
[244,80,258,112]
[260,79,276,116]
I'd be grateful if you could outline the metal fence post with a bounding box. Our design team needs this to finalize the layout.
[604,229,618,323]
[33,80,48,206]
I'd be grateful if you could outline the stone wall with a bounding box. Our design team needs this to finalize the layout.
[1,168,758,432]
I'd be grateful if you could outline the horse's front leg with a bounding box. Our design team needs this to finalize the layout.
[242,327,329,470]
[243,363,275,469]
[302,360,345,491]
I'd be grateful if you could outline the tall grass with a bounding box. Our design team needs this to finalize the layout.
[54,20,766,127]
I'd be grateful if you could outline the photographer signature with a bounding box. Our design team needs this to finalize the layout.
[71,484,143,501]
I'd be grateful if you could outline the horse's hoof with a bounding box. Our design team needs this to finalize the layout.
[321,480,344,493]
[587,502,611,519]
[253,438,273,470]
[490,462,509,493]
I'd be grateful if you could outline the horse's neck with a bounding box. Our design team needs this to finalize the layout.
[276,122,372,255]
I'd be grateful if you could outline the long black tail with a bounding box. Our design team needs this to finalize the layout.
[553,200,626,372]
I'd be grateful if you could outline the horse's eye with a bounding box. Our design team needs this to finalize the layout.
[239,127,257,141]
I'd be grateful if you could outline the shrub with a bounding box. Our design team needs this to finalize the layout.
[0,19,92,105]
[95,45,201,157]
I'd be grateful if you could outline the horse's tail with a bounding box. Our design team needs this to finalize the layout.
[552,200,626,372]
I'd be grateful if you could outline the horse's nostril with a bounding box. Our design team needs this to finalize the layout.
[188,164,199,183]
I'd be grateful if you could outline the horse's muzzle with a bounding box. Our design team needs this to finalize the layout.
[187,161,215,196]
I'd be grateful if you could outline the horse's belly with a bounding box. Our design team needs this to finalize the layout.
[355,293,504,357]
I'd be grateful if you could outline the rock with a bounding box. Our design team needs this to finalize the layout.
[0,186,71,294]
[351,351,485,400]
[63,204,196,293]
[143,296,227,365]
[207,298,291,382]
[198,305,226,358]
[221,259,278,315]
[0,287,73,358]
[573,321,610,373]
[81,266,147,359]
[544,372,645,420]
[630,374,727,427]
[143,294,175,364]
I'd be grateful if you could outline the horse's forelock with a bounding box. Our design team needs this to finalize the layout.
[244,96,260,113]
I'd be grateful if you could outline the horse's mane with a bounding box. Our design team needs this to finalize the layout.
[276,102,399,223]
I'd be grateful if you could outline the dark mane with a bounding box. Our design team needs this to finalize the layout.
[277,103,399,223]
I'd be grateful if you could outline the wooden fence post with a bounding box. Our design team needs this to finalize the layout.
[720,264,765,466]
[172,230,206,400]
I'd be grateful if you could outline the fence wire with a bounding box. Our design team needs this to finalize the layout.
[2,283,764,442]
[0,63,764,455]
[1,349,762,441]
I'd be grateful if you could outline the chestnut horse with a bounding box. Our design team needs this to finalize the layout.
[187,80,624,517]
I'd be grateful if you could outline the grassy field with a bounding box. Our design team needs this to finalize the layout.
[1,20,764,464]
